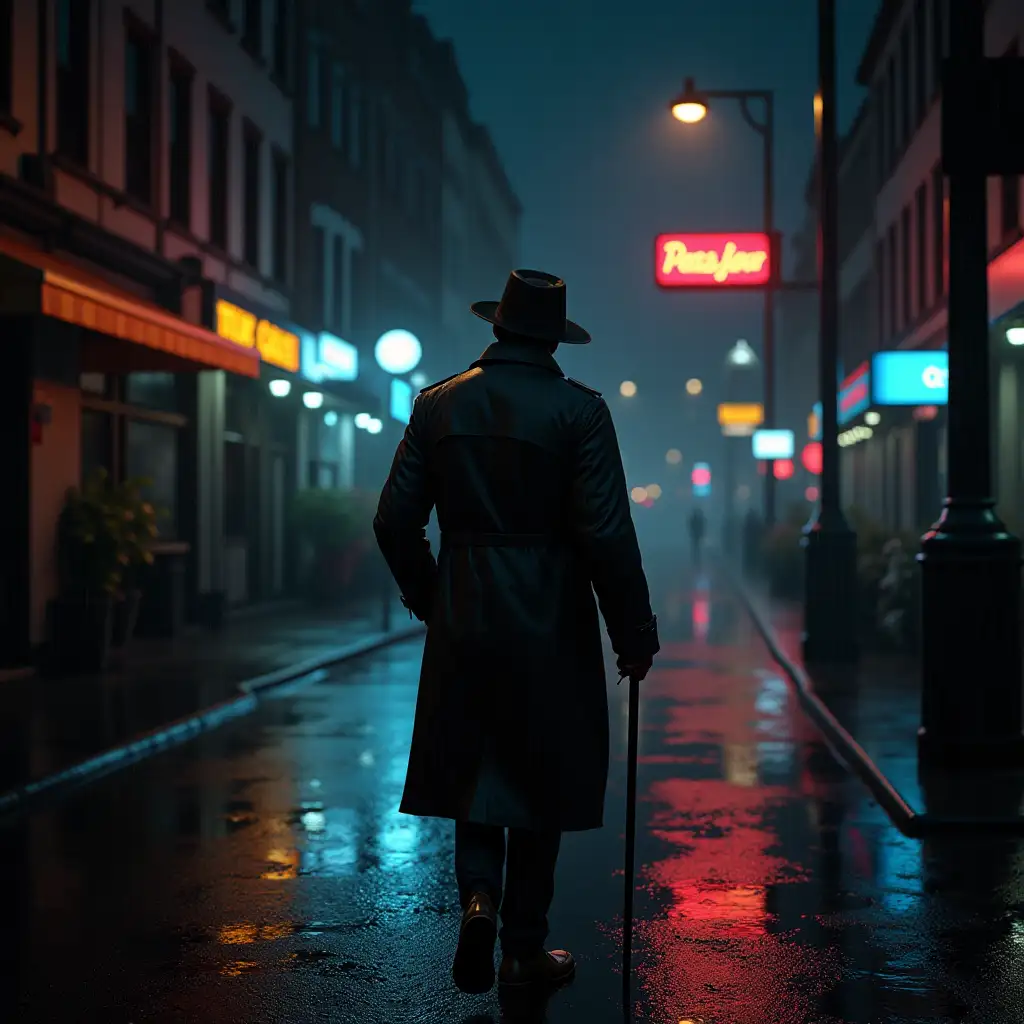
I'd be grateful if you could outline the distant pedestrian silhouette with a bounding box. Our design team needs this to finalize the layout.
[688,507,706,567]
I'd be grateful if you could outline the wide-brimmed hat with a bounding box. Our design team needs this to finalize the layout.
[470,269,591,344]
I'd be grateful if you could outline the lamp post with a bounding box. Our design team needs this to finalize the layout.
[724,340,759,554]
[801,0,858,665]
[916,1,1023,767]
[670,79,777,526]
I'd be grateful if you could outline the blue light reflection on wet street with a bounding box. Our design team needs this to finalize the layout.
[4,573,1024,1023]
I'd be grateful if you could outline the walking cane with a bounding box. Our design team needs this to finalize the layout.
[618,669,641,1017]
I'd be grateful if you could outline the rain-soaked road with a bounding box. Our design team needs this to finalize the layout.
[5,573,1024,1023]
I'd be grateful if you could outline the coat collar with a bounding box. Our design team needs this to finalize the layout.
[471,339,564,376]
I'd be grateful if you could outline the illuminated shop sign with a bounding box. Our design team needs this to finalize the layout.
[300,330,359,382]
[215,299,300,373]
[752,429,795,460]
[655,232,773,288]
[809,402,822,440]
[838,362,870,424]
[390,379,413,424]
[871,350,948,406]
[717,402,764,428]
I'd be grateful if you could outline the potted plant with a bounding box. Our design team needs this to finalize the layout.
[108,476,162,649]
[53,470,126,673]
[291,488,378,605]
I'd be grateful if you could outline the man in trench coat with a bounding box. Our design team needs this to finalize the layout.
[373,269,660,995]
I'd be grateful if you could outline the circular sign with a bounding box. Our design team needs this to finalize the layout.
[773,458,794,480]
[801,441,823,476]
[375,329,422,375]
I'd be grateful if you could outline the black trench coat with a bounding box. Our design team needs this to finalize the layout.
[373,339,659,832]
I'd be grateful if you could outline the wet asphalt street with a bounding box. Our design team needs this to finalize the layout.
[5,574,1024,1023]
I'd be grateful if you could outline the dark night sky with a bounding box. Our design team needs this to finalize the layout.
[412,0,880,493]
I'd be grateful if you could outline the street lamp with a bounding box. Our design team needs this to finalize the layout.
[669,78,709,123]
[670,78,777,525]
[620,380,638,397]
[723,341,759,553]
[801,0,858,666]
[727,339,757,367]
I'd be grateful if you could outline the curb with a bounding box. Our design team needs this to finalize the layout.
[729,572,1024,837]
[0,623,426,821]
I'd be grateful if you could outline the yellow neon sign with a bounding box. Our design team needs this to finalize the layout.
[215,299,300,373]
[717,402,764,427]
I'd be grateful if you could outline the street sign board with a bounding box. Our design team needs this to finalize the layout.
[871,350,948,405]
[717,402,764,427]
[752,429,795,460]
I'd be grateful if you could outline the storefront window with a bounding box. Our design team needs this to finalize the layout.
[125,418,179,537]
[125,372,178,412]
[80,373,108,395]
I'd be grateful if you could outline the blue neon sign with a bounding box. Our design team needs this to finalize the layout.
[871,350,948,406]
[390,378,413,423]
[838,363,870,424]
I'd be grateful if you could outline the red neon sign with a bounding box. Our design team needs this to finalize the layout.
[801,442,822,475]
[691,466,712,487]
[773,458,794,480]
[655,232,773,288]
[839,362,870,415]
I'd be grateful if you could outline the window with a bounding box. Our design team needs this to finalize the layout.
[931,0,945,98]
[0,0,12,114]
[81,408,112,479]
[913,0,927,126]
[899,25,910,150]
[307,46,321,127]
[208,91,230,251]
[330,62,345,149]
[242,121,261,268]
[272,0,288,81]
[126,419,179,538]
[900,205,912,326]
[271,148,288,283]
[242,0,262,57]
[168,61,192,227]
[55,0,90,165]
[348,83,362,166]
[887,223,897,336]
[124,23,155,205]
[332,234,344,332]
[932,163,945,298]
[885,59,896,173]
[312,224,326,324]
[915,182,928,313]
[125,373,178,412]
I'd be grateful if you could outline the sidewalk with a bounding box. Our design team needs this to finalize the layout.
[738,579,1024,826]
[0,593,424,805]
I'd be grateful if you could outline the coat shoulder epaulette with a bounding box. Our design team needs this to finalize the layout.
[565,377,602,399]
[418,372,461,394]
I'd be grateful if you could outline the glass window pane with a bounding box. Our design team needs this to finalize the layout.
[125,372,178,412]
[125,419,179,538]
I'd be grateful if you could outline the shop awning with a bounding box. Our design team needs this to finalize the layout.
[0,235,260,378]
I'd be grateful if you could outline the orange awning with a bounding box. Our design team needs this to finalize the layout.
[0,235,260,378]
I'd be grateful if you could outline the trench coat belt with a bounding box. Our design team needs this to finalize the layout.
[441,531,561,547]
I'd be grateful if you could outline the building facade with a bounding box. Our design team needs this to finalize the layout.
[849,0,1024,535]
[434,39,521,373]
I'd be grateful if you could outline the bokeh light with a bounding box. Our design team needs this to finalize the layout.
[620,380,637,397]
[647,484,663,500]
[805,486,819,502]
[631,486,648,503]
[665,448,682,465]
[685,378,703,396]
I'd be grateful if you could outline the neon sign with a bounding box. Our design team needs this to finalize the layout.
[838,362,870,424]
[655,232,773,288]
[216,299,300,373]
[871,350,948,405]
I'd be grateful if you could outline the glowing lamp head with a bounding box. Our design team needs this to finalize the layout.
[374,329,422,375]
[620,380,637,398]
[1007,326,1024,347]
[685,378,703,396]
[269,379,291,398]
[727,339,757,367]
[354,412,372,429]
[670,79,708,123]
[366,417,383,435]
[302,391,324,409]
[666,448,682,465]
[323,410,339,427]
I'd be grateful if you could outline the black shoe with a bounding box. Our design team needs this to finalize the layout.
[452,892,498,994]
[497,948,575,990]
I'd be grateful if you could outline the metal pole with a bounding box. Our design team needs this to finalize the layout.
[762,96,777,527]
[620,673,640,1017]
[917,1,1023,768]
[801,0,858,665]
